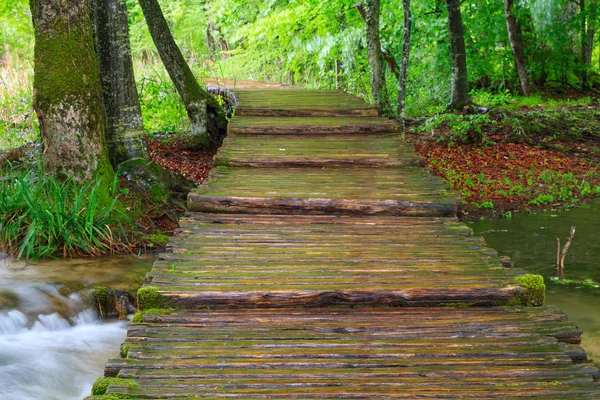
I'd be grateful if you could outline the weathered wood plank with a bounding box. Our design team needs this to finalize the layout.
[228,117,399,135]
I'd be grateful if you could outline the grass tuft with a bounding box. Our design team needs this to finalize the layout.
[0,164,129,260]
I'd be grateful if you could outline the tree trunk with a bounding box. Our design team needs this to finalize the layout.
[90,0,148,169]
[29,0,113,185]
[90,0,193,194]
[356,0,389,115]
[445,0,471,109]
[398,0,412,137]
[138,0,227,149]
[505,0,536,96]
[581,0,598,88]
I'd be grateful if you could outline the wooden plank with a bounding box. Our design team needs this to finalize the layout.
[216,135,425,168]
[234,89,379,117]
[188,167,459,216]
[228,117,399,135]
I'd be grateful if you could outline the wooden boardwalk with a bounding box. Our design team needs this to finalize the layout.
[94,86,600,399]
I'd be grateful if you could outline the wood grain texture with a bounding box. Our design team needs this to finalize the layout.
[102,308,599,398]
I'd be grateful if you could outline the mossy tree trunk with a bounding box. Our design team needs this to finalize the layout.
[580,0,598,88]
[445,0,472,109]
[90,0,147,169]
[29,0,114,185]
[89,0,192,194]
[138,0,227,149]
[355,0,389,116]
[504,0,536,96]
[397,0,412,137]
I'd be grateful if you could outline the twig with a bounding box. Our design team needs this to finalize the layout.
[557,225,576,270]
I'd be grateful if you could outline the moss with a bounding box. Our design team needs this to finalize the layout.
[443,302,476,308]
[92,286,115,317]
[141,233,169,248]
[514,274,545,306]
[91,378,139,396]
[131,307,172,323]
[137,286,168,310]
[130,311,145,323]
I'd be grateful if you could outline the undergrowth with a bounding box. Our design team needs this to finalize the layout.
[0,164,130,260]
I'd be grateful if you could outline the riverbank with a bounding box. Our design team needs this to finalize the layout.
[409,100,600,220]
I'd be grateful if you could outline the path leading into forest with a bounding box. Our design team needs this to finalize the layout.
[97,83,600,398]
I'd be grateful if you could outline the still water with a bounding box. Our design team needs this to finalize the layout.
[471,200,600,364]
[0,255,153,400]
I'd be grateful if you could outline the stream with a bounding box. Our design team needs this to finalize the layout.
[471,199,600,364]
[0,255,153,400]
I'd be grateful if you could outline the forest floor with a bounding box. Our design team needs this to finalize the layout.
[408,94,600,220]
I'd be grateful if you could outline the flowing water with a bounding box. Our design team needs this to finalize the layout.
[471,200,600,364]
[0,255,153,400]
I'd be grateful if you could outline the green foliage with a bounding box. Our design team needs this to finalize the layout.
[420,113,496,146]
[91,378,139,396]
[0,165,129,260]
[135,61,189,136]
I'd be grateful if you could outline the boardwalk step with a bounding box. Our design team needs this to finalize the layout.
[101,308,599,398]
[234,89,379,117]
[216,134,425,168]
[228,117,398,135]
[188,168,459,216]
[137,214,542,309]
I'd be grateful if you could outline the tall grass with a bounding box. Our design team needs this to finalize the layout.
[0,165,130,260]
[0,51,38,151]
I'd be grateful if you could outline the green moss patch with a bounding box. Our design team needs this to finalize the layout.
[91,378,139,396]
[514,274,545,306]
[137,286,168,310]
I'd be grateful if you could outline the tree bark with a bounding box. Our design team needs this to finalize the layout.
[398,0,412,137]
[29,0,113,185]
[356,1,390,115]
[445,0,471,109]
[580,0,598,88]
[90,0,193,194]
[90,0,148,168]
[505,0,536,96]
[138,0,227,148]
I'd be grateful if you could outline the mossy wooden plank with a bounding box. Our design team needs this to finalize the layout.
[234,89,379,117]
[216,135,424,167]
[228,117,399,135]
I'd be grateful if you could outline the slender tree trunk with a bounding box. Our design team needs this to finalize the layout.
[138,0,227,148]
[505,0,536,95]
[356,0,389,115]
[398,0,412,137]
[90,0,193,194]
[29,0,113,185]
[445,0,471,109]
[581,0,598,88]
[90,0,148,168]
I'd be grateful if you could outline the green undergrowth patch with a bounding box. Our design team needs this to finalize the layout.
[0,164,129,259]
[513,274,546,307]
[91,378,139,396]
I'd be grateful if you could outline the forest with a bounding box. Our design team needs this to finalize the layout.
[1,0,600,259]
